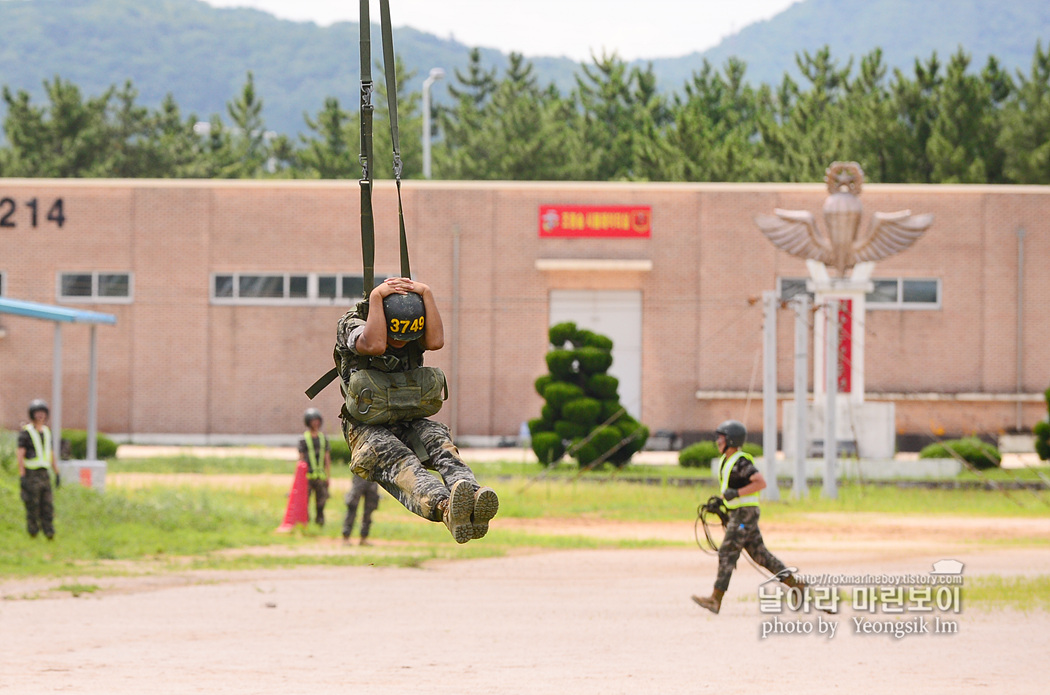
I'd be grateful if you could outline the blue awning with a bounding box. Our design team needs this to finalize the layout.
[0,297,116,325]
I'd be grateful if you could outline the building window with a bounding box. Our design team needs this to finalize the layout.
[211,273,387,305]
[0,271,6,296]
[867,278,941,309]
[58,271,132,303]
[777,277,941,310]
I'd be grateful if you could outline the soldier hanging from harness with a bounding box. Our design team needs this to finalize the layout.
[306,0,497,543]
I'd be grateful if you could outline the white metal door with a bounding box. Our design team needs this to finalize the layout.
[549,290,642,419]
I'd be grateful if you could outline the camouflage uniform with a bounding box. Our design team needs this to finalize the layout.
[342,473,380,540]
[341,416,478,522]
[335,304,481,522]
[20,469,55,539]
[714,506,788,592]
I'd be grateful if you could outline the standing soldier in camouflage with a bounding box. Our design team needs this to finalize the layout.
[17,399,58,540]
[333,277,498,544]
[342,473,379,545]
[299,408,331,527]
[692,419,807,614]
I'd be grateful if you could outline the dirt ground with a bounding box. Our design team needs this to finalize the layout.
[3,510,1049,695]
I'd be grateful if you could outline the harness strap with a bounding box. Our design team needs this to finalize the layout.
[359,0,376,295]
[310,1,409,399]
[379,0,412,279]
[404,426,431,464]
[306,367,339,400]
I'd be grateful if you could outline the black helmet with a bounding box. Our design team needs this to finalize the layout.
[382,292,426,341]
[28,399,49,419]
[715,419,747,448]
[304,408,323,427]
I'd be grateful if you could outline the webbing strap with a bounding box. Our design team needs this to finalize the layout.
[309,0,408,401]
[359,0,376,295]
[379,0,412,279]
[306,367,339,399]
[404,426,431,464]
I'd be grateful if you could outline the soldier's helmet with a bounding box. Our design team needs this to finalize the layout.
[303,407,323,427]
[28,399,49,419]
[715,419,747,448]
[382,292,426,341]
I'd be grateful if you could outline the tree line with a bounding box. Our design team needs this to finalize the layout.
[2,43,1048,184]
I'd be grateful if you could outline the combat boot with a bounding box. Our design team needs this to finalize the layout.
[782,574,807,604]
[471,487,499,539]
[443,480,474,544]
[692,589,725,614]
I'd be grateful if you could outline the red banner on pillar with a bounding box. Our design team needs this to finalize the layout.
[539,205,651,238]
[837,300,852,393]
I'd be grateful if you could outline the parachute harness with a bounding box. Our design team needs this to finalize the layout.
[307,0,413,401]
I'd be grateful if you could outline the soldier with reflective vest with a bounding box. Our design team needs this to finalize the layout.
[331,277,498,544]
[298,408,331,527]
[692,419,807,614]
[16,399,58,540]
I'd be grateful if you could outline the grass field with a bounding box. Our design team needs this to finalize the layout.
[4,455,1050,580]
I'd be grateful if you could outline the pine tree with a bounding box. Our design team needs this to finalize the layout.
[1000,40,1050,184]
[299,97,357,178]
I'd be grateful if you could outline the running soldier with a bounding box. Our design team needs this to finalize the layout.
[332,277,497,543]
[692,419,807,614]
[17,399,58,540]
[299,408,331,527]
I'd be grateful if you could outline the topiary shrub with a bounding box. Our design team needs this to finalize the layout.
[575,347,613,374]
[1035,387,1050,461]
[742,443,764,458]
[575,426,623,467]
[679,441,719,468]
[609,421,649,465]
[554,420,590,441]
[1035,421,1050,461]
[527,418,550,436]
[586,374,619,400]
[62,429,119,460]
[545,349,577,379]
[919,437,1001,470]
[679,440,763,468]
[600,399,624,421]
[543,382,585,412]
[578,330,614,350]
[330,437,352,466]
[548,321,578,348]
[530,322,649,468]
[561,398,602,426]
[531,432,565,466]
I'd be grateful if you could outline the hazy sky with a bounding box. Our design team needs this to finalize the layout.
[202,0,800,61]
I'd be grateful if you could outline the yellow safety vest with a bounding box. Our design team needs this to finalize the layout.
[23,424,53,471]
[718,450,760,509]
[303,431,328,480]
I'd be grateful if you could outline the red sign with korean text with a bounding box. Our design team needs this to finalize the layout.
[539,205,652,238]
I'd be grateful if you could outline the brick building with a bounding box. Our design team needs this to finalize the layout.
[0,178,1046,446]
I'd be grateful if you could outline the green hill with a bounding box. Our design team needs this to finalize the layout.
[681,0,1050,87]
[0,0,1048,137]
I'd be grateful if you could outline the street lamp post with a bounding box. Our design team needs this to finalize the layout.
[422,67,445,179]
